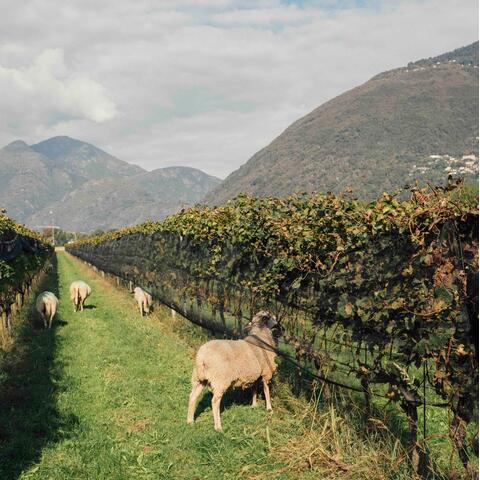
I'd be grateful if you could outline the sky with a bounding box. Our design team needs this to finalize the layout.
[0,0,477,178]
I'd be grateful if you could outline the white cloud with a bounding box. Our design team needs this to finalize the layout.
[0,48,117,131]
[0,0,477,179]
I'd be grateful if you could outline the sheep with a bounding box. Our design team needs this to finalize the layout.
[35,292,59,329]
[133,287,152,316]
[187,310,279,431]
[69,280,92,312]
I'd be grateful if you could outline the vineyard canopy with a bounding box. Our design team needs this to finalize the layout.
[0,213,53,330]
[67,185,478,468]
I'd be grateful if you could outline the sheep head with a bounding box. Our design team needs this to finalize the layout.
[244,310,281,335]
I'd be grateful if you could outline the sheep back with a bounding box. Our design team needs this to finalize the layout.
[194,338,276,391]
[36,291,59,317]
[134,287,152,307]
[133,287,144,303]
[70,281,91,300]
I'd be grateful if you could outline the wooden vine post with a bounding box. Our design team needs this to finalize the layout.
[399,385,425,476]
[450,394,478,479]
[360,375,372,418]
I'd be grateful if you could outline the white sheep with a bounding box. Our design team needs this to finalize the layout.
[133,287,152,316]
[35,291,59,329]
[69,280,92,312]
[187,310,279,431]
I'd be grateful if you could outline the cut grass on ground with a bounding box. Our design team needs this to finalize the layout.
[0,252,471,479]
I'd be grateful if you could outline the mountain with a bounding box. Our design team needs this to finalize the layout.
[31,136,144,183]
[0,136,220,231]
[27,167,221,231]
[134,167,223,205]
[407,42,479,68]
[0,140,75,221]
[205,42,479,204]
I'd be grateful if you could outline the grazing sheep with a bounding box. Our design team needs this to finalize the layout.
[133,287,152,316]
[35,292,59,329]
[187,310,279,431]
[69,280,92,312]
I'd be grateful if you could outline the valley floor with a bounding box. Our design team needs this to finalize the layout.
[0,252,470,479]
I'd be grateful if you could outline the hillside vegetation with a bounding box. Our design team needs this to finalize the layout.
[205,42,479,204]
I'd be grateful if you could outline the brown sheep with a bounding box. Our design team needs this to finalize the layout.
[69,280,92,312]
[187,310,279,431]
[35,291,59,329]
[133,287,152,316]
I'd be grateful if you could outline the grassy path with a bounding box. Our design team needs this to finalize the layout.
[0,252,311,480]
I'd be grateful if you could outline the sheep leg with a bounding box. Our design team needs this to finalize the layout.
[41,312,47,329]
[187,381,204,424]
[48,308,54,329]
[74,290,79,312]
[262,378,273,412]
[212,391,224,432]
[252,383,258,407]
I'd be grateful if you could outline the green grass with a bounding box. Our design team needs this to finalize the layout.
[0,252,473,479]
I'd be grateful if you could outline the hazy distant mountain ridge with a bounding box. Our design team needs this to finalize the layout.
[28,166,221,231]
[205,42,479,204]
[0,136,220,231]
[31,136,144,184]
[135,167,222,204]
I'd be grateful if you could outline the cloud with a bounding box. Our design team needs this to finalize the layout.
[211,5,313,25]
[0,0,477,178]
[0,48,117,134]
